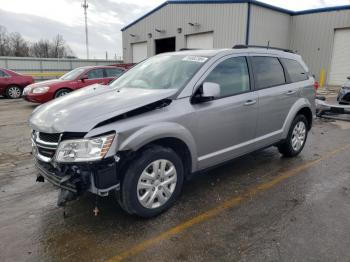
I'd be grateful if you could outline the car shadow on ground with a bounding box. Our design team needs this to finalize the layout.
[37,147,307,260]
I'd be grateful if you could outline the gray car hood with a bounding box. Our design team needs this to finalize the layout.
[29,84,177,133]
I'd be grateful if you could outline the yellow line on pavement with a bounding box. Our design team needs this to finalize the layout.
[23,72,66,77]
[107,143,350,262]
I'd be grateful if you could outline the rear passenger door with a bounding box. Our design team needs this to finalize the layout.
[192,56,258,169]
[250,56,299,146]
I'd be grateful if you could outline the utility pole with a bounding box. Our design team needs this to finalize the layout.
[82,0,89,59]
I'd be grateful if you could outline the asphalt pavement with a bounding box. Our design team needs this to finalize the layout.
[0,98,349,262]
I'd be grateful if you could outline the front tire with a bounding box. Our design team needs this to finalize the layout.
[54,88,71,98]
[6,85,22,99]
[278,114,308,157]
[119,145,184,218]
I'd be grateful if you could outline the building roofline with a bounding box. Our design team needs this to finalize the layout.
[292,5,350,16]
[120,0,350,31]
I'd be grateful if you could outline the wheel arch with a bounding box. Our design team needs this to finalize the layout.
[54,87,72,96]
[118,122,198,173]
[282,98,314,139]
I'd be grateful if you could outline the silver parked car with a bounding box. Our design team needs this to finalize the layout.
[30,46,316,217]
[337,76,350,105]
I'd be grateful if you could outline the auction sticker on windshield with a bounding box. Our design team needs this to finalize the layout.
[182,56,208,63]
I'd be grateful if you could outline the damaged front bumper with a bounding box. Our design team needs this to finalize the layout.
[34,156,121,205]
[337,88,350,104]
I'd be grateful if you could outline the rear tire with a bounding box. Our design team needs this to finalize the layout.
[278,114,308,157]
[6,85,22,99]
[119,145,184,218]
[54,88,71,98]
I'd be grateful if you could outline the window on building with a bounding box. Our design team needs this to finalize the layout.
[105,68,125,78]
[251,56,285,89]
[87,69,104,79]
[204,56,250,98]
[281,58,308,82]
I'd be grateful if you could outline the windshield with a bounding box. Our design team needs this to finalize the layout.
[109,55,208,90]
[60,68,86,80]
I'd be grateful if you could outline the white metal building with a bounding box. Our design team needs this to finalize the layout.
[121,0,350,86]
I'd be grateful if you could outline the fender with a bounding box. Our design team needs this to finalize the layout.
[281,98,313,139]
[118,122,198,172]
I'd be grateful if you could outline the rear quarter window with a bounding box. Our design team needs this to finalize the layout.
[251,56,286,89]
[0,70,9,77]
[105,68,124,77]
[280,58,308,82]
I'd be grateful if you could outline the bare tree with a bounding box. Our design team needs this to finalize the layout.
[9,32,29,57]
[50,34,65,58]
[30,34,75,58]
[0,26,11,56]
[0,25,75,58]
[31,39,51,58]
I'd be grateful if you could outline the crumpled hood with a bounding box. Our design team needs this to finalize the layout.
[29,84,177,133]
[27,79,71,88]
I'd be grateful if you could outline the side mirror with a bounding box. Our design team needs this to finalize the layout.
[347,76,350,80]
[80,74,88,82]
[192,82,220,103]
[202,82,220,99]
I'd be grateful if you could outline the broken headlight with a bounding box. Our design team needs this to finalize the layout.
[55,133,115,163]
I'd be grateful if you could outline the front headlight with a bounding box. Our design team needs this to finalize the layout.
[32,86,50,94]
[23,86,32,95]
[55,133,115,163]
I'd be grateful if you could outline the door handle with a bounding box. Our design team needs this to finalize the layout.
[244,100,257,106]
[286,90,296,95]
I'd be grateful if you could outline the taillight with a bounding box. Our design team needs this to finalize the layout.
[313,81,319,90]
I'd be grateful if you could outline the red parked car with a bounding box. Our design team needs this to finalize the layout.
[23,65,125,103]
[0,68,34,99]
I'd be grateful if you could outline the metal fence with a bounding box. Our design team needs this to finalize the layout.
[0,56,123,80]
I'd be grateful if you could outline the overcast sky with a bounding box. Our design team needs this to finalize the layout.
[0,0,349,59]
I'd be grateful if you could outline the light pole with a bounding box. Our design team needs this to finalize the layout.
[82,0,89,59]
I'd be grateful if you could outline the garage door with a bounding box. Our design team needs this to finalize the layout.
[186,32,213,49]
[132,42,147,63]
[329,28,350,86]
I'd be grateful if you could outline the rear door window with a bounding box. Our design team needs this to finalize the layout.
[105,68,124,77]
[0,70,9,77]
[87,69,104,79]
[251,56,286,89]
[280,58,308,82]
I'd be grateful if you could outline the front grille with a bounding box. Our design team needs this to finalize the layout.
[39,132,61,143]
[32,131,60,162]
[38,147,56,158]
[32,131,86,162]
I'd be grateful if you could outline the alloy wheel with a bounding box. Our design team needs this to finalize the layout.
[57,91,69,97]
[291,121,306,151]
[137,159,177,209]
[8,86,21,98]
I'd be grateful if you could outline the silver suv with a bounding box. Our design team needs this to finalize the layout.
[30,46,316,217]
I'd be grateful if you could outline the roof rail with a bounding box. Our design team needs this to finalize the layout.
[179,48,201,51]
[233,44,294,53]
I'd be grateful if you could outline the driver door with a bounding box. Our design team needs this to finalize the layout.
[192,56,258,170]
